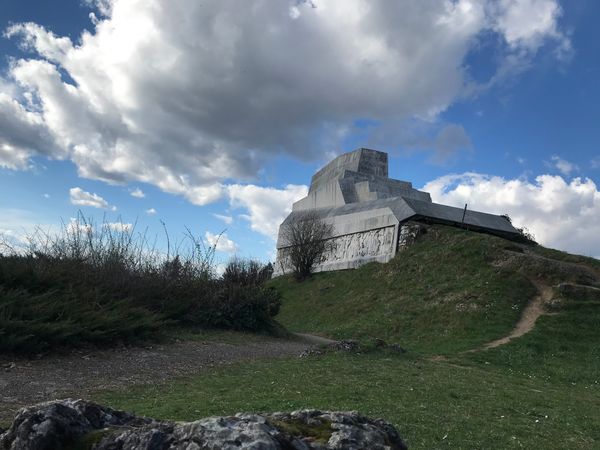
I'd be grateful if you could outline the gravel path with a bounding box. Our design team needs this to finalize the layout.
[0,335,321,424]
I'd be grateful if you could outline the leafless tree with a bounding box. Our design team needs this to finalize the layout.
[280,210,335,280]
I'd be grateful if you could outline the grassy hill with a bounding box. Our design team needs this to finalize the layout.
[5,223,599,448]
[271,226,600,354]
[271,224,600,376]
[93,224,600,448]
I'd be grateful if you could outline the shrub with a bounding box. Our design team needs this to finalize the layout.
[501,214,537,244]
[218,258,280,330]
[0,214,279,354]
[223,258,274,286]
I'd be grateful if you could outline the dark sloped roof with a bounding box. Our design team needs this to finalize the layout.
[402,197,517,234]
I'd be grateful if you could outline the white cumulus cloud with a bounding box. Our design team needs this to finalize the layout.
[0,0,569,206]
[551,155,578,176]
[205,231,238,254]
[69,187,116,210]
[227,184,308,240]
[423,172,600,258]
[0,208,61,255]
[0,228,30,250]
[491,0,569,53]
[104,222,133,232]
[213,213,233,225]
[145,208,157,215]
[65,217,94,235]
[130,187,145,198]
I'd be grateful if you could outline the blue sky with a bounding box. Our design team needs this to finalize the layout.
[1,0,600,261]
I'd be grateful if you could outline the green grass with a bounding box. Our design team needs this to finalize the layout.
[271,225,600,358]
[463,301,600,384]
[12,224,600,448]
[533,245,600,271]
[169,327,295,344]
[90,225,600,448]
[271,226,538,354]
[95,351,600,449]
[270,224,600,381]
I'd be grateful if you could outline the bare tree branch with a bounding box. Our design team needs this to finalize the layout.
[280,211,334,280]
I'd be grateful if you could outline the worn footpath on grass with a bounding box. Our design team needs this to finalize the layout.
[0,333,320,425]
[478,281,554,350]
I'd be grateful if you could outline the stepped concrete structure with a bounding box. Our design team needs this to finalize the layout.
[274,148,520,275]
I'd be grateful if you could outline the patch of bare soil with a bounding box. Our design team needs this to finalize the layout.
[0,336,316,424]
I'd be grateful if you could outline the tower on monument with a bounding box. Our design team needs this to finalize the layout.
[293,148,430,212]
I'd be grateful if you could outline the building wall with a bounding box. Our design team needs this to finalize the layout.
[274,225,397,276]
[321,225,396,270]
[292,179,345,211]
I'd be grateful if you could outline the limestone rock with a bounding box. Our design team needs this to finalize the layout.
[0,400,407,450]
[299,339,407,359]
[330,340,359,352]
[397,223,426,251]
[0,399,152,450]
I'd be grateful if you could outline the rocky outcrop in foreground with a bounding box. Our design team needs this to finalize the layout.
[0,399,407,450]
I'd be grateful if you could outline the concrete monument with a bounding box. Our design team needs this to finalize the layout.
[274,148,520,275]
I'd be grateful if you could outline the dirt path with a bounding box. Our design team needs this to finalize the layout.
[0,335,324,425]
[474,282,554,351]
[427,282,555,363]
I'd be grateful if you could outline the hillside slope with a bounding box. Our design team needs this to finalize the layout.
[96,226,600,449]
[271,225,600,359]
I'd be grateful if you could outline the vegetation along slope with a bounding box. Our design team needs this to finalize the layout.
[2,222,599,448]
[0,216,281,355]
[98,224,600,449]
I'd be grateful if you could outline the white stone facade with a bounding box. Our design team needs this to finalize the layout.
[274,148,519,276]
[327,226,395,263]
[275,225,396,275]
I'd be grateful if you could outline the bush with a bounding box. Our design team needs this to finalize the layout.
[223,258,274,286]
[217,258,280,330]
[501,214,537,244]
[0,214,279,354]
